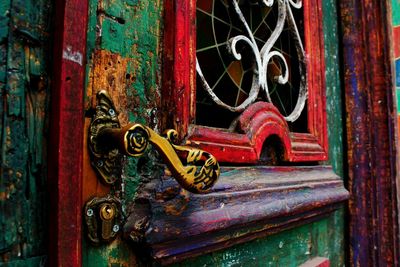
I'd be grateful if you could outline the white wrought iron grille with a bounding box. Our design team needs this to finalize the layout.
[196,0,307,130]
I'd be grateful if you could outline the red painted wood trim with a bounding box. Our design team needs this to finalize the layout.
[304,0,328,155]
[164,0,328,163]
[162,0,196,140]
[393,26,400,59]
[340,0,400,265]
[49,0,88,266]
[299,257,330,267]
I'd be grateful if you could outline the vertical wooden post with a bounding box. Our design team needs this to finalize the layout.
[49,0,88,266]
[340,0,400,266]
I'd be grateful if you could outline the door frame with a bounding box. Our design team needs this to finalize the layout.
[48,0,88,266]
[339,0,400,265]
[48,0,400,266]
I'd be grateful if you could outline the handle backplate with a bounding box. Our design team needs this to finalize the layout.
[88,90,220,193]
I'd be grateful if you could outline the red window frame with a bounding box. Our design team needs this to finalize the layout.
[162,0,327,163]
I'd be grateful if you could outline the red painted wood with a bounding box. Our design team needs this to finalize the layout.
[163,0,328,163]
[162,0,196,140]
[49,0,88,266]
[393,26,400,59]
[340,0,400,265]
[304,0,328,155]
[299,257,330,267]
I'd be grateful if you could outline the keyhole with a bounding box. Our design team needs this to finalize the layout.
[100,203,115,221]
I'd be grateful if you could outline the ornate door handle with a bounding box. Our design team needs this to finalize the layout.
[88,90,220,194]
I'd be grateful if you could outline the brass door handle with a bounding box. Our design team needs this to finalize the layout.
[88,90,220,193]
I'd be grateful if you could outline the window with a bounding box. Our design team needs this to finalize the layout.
[162,0,328,164]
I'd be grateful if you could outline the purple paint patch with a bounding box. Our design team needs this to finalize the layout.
[396,59,400,87]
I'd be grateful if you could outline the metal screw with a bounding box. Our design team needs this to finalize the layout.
[87,208,94,217]
[108,109,116,116]
[113,224,120,232]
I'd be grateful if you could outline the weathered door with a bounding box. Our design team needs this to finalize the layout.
[71,0,349,266]
[0,0,51,265]
[3,0,399,266]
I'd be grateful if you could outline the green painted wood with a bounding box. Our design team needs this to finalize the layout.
[0,256,46,267]
[0,0,51,264]
[82,0,346,266]
[85,0,163,197]
[392,0,400,26]
[172,209,345,267]
[83,0,163,265]
[324,0,345,178]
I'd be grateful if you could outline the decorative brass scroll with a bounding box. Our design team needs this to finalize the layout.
[89,90,220,193]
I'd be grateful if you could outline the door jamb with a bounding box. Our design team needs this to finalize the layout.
[48,0,88,266]
[339,0,400,265]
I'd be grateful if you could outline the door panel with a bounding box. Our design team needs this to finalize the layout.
[82,0,163,265]
[0,0,51,264]
[81,0,346,266]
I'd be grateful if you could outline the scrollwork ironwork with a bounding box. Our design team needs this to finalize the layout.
[196,0,306,122]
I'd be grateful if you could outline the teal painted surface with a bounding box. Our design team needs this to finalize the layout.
[83,0,163,265]
[0,256,46,267]
[173,209,345,267]
[393,0,400,25]
[324,0,345,178]
[0,0,51,264]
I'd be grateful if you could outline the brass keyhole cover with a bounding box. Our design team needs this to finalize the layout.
[84,195,121,244]
[100,203,115,221]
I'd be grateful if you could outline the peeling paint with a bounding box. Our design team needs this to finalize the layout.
[62,46,83,65]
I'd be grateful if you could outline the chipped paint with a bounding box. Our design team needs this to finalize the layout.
[1,0,51,264]
[62,46,83,65]
[81,0,346,266]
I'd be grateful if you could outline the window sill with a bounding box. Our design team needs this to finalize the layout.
[123,166,349,265]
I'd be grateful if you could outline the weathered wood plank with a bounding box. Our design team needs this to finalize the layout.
[48,0,88,266]
[82,0,163,266]
[0,0,51,263]
[123,166,348,265]
[340,0,400,265]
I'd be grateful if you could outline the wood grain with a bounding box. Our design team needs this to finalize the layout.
[123,166,348,265]
[48,0,88,266]
[0,0,51,264]
[340,0,400,265]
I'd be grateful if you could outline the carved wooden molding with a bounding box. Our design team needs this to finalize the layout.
[123,166,348,265]
[188,102,326,163]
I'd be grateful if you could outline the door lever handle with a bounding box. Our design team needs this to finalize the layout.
[88,90,220,193]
